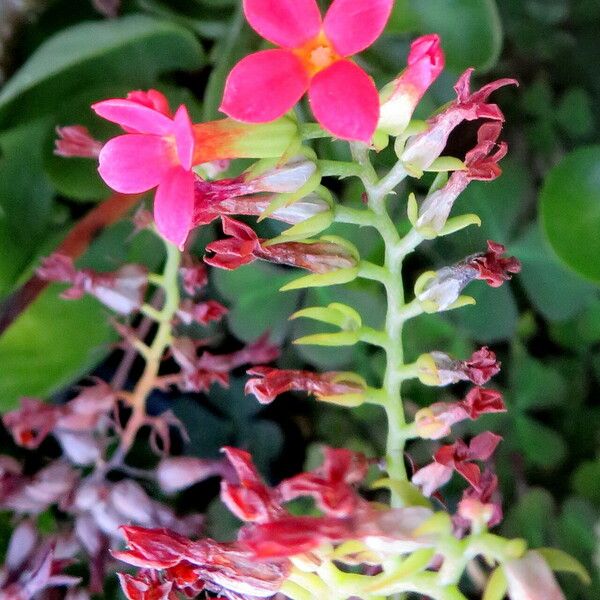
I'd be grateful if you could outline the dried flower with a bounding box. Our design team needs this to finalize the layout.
[245,367,366,404]
[402,68,517,172]
[38,254,148,314]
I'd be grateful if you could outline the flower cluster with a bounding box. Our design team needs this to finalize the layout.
[0,2,579,599]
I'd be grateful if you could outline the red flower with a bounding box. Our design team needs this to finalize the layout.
[462,387,506,418]
[220,447,283,523]
[176,299,228,326]
[238,506,434,559]
[416,240,520,312]
[412,432,502,496]
[118,571,177,600]
[456,469,503,530]
[277,447,369,517]
[205,216,357,272]
[421,346,500,386]
[114,526,290,599]
[467,240,522,287]
[245,367,365,404]
[221,0,394,142]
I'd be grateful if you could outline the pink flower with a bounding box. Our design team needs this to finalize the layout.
[156,457,226,494]
[245,366,366,404]
[54,125,103,158]
[415,387,506,440]
[220,0,394,142]
[179,258,208,296]
[379,34,445,135]
[205,216,357,272]
[117,571,176,600]
[456,469,503,530]
[412,432,502,496]
[402,68,517,171]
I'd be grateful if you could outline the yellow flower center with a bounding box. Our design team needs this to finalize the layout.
[294,32,341,78]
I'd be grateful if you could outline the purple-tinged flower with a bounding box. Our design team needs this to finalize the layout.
[176,298,228,326]
[37,254,148,314]
[156,457,226,494]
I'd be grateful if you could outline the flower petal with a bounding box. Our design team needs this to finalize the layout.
[98,134,171,193]
[308,60,379,142]
[324,0,393,56]
[92,99,173,135]
[243,0,321,48]
[220,50,308,123]
[154,167,195,249]
[172,105,195,170]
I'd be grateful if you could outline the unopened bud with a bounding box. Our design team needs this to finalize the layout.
[156,456,224,494]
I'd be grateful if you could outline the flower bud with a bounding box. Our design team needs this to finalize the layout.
[379,34,444,136]
[55,431,102,466]
[55,125,103,158]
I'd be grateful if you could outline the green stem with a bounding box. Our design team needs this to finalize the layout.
[349,144,422,506]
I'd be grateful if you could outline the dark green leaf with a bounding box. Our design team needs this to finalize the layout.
[409,0,503,72]
[0,287,114,409]
[540,146,600,283]
[212,262,301,343]
[512,223,596,321]
[0,15,204,128]
[515,415,566,468]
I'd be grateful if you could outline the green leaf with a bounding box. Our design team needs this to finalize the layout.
[512,223,597,321]
[212,262,300,343]
[0,15,204,128]
[514,415,566,469]
[502,488,555,547]
[555,88,594,138]
[540,146,600,283]
[571,460,600,506]
[451,282,519,343]
[457,159,529,246]
[0,286,114,409]
[536,548,591,584]
[409,0,503,72]
[510,344,567,411]
[0,120,56,295]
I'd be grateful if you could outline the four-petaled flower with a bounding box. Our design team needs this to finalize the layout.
[220,0,394,142]
[92,90,198,249]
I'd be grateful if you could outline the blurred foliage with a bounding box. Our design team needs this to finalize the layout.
[0,0,599,598]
